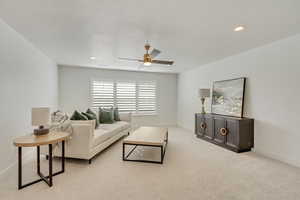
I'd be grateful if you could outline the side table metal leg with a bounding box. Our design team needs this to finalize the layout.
[166,131,168,143]
[18,147,22,190]
[48,144,53,187]
[62,141,65,172]
[37,146,40,174]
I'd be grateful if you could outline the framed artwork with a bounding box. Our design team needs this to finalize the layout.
[211,77,246,118]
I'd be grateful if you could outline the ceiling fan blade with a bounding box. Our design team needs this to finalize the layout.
[118,57,143,62]
[150,48,161,58]
[152,60,174,65]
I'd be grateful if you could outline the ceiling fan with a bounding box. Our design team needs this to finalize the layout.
[118,43,174,66]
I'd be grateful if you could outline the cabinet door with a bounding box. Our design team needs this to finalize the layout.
[225,119,238,149]
[213,117,226,144]
[203,116,213,140]
[196,116,205,137]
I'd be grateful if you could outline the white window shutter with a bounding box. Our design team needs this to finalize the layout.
[137,81,156,114]
[116,82,137,112]
[91,80,157,114]
[91,80,114,108]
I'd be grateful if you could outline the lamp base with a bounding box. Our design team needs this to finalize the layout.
[201,98,206,114]
[34,127,49,136]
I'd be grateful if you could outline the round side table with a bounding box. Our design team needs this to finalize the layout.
[13,132,70,189]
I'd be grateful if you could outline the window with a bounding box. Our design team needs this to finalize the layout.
[137,81,156,114]
[91,79,157,114]
[116,82,136,112]
[91,80,114,107]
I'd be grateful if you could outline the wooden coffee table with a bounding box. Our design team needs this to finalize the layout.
[122,126,168,164]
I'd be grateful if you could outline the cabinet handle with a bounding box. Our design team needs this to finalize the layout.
[200,122,206,129]
[219,128,228,136]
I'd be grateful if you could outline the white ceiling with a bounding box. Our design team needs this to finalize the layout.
[0,0,300,73]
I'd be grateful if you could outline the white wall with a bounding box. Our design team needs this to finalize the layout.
[178,34,300,167]
[58,66,177,127]
[0,19,58,174]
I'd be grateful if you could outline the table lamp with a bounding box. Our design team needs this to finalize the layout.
[198,89,210,114]
[32,107,50,136]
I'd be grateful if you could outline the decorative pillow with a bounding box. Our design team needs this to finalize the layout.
[114,107,121,121]
[82,111,98,129]
[51,110,69,124]
[99,107,115,124]
[86,109,98,121]
[70,110,88,120]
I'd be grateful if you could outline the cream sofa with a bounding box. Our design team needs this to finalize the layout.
[51,113,131,164]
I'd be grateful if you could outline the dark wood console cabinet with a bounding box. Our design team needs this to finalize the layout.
[195,113,254,153]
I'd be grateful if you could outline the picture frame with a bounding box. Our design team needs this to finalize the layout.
[211,77,246,118]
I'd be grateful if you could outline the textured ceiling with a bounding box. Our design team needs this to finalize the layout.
[0,0,300,73]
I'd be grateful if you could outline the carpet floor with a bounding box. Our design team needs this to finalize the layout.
[1,127,300,200]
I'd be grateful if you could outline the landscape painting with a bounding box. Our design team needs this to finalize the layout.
[211,78,246,118]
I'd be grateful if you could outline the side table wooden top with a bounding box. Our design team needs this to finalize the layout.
[13,132,70,147]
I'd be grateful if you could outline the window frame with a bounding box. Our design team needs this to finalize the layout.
[90,78,158,116]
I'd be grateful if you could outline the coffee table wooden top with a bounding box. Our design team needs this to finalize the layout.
[13,132,70,147]
[124,126,168,146]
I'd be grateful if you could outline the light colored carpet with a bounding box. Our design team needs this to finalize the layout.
[1,127,300,200]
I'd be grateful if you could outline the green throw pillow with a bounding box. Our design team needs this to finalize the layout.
[99,107,114,124]
[114,107,121,121]
[82,109,99,129]
[70,110,88,120]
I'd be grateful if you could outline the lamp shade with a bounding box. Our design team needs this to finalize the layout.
[31,107,50,126]
[198,88,210,98]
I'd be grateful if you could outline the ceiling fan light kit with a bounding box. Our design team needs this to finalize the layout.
[119,43,174,67]
[144,62,151,66]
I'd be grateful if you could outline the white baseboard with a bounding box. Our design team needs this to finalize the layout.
[176,124,193,132]
[252,148,300,168]
[0,149,35,178]
[177,125,300,168]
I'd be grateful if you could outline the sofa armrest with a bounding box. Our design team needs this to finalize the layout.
[65,124,94,155]
[119,112,132,123]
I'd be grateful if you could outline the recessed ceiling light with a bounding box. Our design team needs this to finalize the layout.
[90,57,96,60]
[234,26,245,32]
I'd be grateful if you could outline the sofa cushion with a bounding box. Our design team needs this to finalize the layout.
[92,121,130,148]
[98,121,130,133]
[92,129,113,148]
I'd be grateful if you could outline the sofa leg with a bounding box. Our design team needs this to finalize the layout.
[128,132,130,136]
[46,155,49,160]
[88,159,92,164]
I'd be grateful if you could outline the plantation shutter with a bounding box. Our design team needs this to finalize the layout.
[137,81,157,114]
[91,79,157,114]
[116,82,137,112]
[91,80,114,108]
